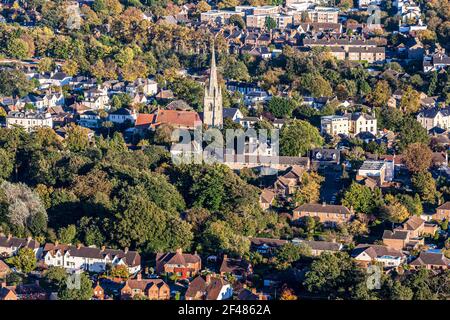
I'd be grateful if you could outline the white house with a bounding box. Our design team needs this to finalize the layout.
[352,244,405,268]
[321,115,350,136]
[108,108,137,124]
[42,243,141,274]
[78,111,102,129]
[0,235,42,258]
[6,111,53,132]
[416,107,450,131]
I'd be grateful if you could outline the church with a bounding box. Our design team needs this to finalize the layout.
[203,42,223,128]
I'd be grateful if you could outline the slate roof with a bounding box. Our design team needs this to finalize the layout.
[352,244,404,259]
[0,236,40,250]
[410,252,450,267]
[382,230,409,240]
[294,204,352,215]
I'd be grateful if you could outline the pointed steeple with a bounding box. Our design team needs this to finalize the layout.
[208,39,218,95]
[203,38,223,128]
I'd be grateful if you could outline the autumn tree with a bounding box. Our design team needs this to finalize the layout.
[280,120,323,156]
[403,143,432,173]
[400,86,420,114]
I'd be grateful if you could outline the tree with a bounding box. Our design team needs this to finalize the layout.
[0,69,35,97]
[280,120,323,156]
[275,242,311,270]
[218,0,240,9]
[229,14,246,29]
[382,201,410,223]
[267,97,296,118]
[6,38,29,59]
[38,57,55,73]
[58,272,93,300]
[62,60,79,76]
[196,0,211,13]
[0,181,48,235]
[0,148,14,180]
[397,118,429,151]
[300,73,333,98]
[58,225,77,244]
[399,86,420,114]
[110,265,129,279]
[303,252,363,298]
[202,220,250,257]
[342,182,375,214]
[390,280,414,300]
[280,285,298,300]
[265,16,277,30]
[403,143,432,173]
[412,172,437,204]
[293,172,324,205]
[7,247,37,273]
[370,80,391,107]
[64,124,90,152]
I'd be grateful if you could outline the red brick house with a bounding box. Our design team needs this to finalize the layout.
[155,248,201,279]
[120,274,170,300]
[410,252,449,271]
[436,202,450,221]
[293,203,354,225]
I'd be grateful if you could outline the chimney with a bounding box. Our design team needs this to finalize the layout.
[251,288,257,294]
[77,243,82,249]
[175,248,182,255]
[27,236,32,243]
[205,274,211,284]
[124,247,129,254]
[223,254,228,261]
[1,282,6,288]
[101,246,106,252]
[136,273,142,281]
[7,234,12,240]
[322,202,326,207]
[55,241,59,246]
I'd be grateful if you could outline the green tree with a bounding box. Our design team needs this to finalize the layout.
[58,272,93,300]
[267,97,297,118]
[58,225,77,244]
[7,247,37,273]
[342,182,375,214]
[412,172,437,204]
[265,16,277,30]
[280,120,323,156]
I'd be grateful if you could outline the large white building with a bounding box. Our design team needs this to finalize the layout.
[416,107,450,131]
[320,115,349,136]
[42,243,141,274]
[6,111,53,132]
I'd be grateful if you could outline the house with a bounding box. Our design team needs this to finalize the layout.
[352,244,405,268]
[78,111,102,129]
[185,274,233,300]
[42,243,141,274]
[153,109,201,130]
[382,230,423,251]
[0,260,11,279]
[435,202,450,221]
[108,108,137,124]
[357,160,393,185]
[0,235,41,258]
[320,115,349,136]
[249,237,287,255]
[238,116,259,129]
[121,274,170,300]
[292,239,342,256]
[93,282,105,300]
[0,283,18,300]
[310,148,340,168]
[273,165,304,197]
[50,72,72,87]
[396,215,425,238]
[6,111,53,132]
[155,249,201,279]
[237,288,269,300]
[293,203,354,226]
[410,252,449,271]
[259,189,275,210]
[416,107,450,131]
[219,255,252,280]
[223,108,244,123]
[345,112,378,136]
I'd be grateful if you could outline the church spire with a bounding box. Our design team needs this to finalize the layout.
[208,40,218,95]
[203,38,223,128]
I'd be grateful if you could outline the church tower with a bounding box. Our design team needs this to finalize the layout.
[203,41,223,128]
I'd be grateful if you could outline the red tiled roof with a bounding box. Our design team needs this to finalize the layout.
[135,113,155,127]
[153,109,201,129]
